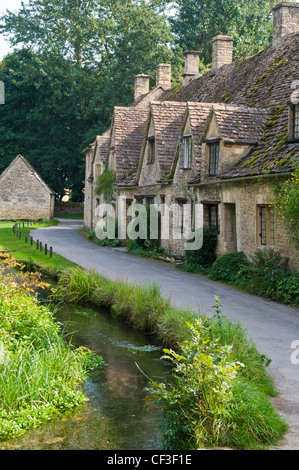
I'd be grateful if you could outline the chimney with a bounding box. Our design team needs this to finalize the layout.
[212,36,234,71]
[156,63,172,90]
[183,51,201,86]
[272,2,299,48]
[134,74,150,101]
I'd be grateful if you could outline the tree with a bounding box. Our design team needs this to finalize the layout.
[0,0,182,199]
[170,0,276,64]
[0,50,103,199]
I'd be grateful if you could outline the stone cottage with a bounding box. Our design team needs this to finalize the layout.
[0,155,55,220]
[84,1,299,270]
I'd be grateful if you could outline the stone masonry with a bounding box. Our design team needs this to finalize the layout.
[0,155,55,220]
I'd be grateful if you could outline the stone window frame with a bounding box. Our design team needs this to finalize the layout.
[208,141,220,176]
[288,103,299,142]
[179,134,193,169]
[257,205,275,247]
[147,136,155,164]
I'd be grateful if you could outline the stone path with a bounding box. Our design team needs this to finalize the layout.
[32,218,299,449]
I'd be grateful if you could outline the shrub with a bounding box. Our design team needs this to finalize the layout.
[209,251,249,284]
[145,318,287,449]
[185,228,217,268]
[241,248,298,305]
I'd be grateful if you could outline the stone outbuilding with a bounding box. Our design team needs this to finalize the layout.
[0,155,55,220]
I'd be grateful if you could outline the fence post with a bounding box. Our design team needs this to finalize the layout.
[50,247,53,258]
[36,240,39,250]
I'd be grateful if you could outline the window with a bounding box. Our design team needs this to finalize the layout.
[147,137,155,164]
[258,205,275,246]
[180,135,193,169]
[146,196,155,205]
[209,142,220,176]
[294,104,299,141]
[209,205,219,232]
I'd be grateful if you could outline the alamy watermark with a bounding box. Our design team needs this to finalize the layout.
[94,197,204,250]
[0,81,4,105]
[290,340,299,365]
[291,80,299,104]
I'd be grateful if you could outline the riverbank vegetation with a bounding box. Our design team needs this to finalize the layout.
[0,259,104,441]
[52,267,288,450]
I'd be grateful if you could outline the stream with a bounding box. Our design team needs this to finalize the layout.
[0,303,172,450]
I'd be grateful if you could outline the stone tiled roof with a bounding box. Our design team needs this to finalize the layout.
[210,104,272,145]
[222,104,296,178]
[150,101,187,179]
[93,133,110,166]
[166,102,213,181]
[161,33,299,178]
[112,106,149,184]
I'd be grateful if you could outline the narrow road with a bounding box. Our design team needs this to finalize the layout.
[32,218,299,449]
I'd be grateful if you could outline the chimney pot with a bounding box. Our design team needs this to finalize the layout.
[272,2,299,48]
[212,35,234,71]
[156,63,172,90]
[183,51,201,86]
[134,74,150,101]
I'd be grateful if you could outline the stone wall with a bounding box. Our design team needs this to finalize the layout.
[0,156,54,220]
[196,177,299,271]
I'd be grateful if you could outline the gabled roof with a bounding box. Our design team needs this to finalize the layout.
[150,101,187,179]
[0,155,55,195]
[132,101,187,186]
[168,102,213,181]
[111,106,149,184]
[93,132,110,166]
[161,33,299,179]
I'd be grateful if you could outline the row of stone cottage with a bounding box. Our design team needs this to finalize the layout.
[84,2,299,271]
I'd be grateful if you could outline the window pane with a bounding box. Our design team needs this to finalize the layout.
[260,207,267,245]
[210,205,218,231]
[209,143,219,175]
[270,210,275,246]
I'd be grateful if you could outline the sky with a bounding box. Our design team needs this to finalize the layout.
[0,0,24,59]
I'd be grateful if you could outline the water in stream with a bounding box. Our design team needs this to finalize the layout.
[1,304,171,450]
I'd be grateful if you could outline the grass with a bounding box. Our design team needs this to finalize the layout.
[0,220,78,277]
[52,267,288,449]
[0,269,104,441]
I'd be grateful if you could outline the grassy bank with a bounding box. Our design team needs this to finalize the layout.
[0,221,77,278]
[52,267,288,450]
[0,266,104,441]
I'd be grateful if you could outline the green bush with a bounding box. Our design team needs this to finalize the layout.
[185,228,217,268]
[240,248,299,306]
[209,251,249,284]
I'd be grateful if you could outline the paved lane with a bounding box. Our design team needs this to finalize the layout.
[32,218,299,449]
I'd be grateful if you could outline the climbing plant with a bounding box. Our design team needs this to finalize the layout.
[95,169,116,201]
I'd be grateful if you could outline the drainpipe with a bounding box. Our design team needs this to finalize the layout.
[186,186,197,231]
[88,174,94,232]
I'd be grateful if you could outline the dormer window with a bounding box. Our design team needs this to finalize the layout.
[180,135,193,169]
[147,137,155,164]
[294,104,299,141]
[207,139,220,176]
[289,104,299,142]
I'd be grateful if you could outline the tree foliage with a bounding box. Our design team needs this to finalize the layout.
[170,0,277,63]
[0,0,182,200]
